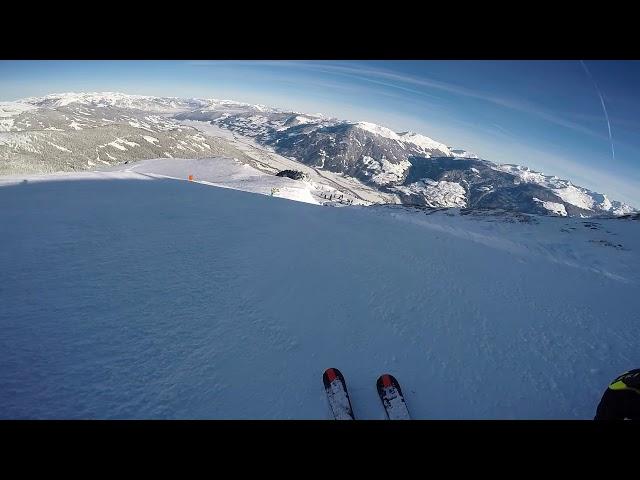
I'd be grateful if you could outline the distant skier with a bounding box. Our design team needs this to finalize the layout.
[594,368,640,420]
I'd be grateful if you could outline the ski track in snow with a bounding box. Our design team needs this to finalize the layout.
[0,161,639,419]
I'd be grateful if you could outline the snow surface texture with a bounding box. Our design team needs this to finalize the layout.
[1,161,639,419]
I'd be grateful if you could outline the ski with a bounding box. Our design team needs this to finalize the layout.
[323,368,355,420]
[376,373,411,420]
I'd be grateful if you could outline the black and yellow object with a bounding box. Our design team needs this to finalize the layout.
[594,368,640,420]
[608,370,640,394]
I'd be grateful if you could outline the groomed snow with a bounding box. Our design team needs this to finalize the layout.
[125,158,320,205]
[2,164,637,419]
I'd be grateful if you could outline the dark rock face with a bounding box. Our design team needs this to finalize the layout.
[276,170,308,181]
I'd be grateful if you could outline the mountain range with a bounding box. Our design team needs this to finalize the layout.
[0,92,635,217]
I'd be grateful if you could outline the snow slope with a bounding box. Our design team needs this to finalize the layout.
[0,157,321,205]
[127,158,320,205]
[1,165,639,419]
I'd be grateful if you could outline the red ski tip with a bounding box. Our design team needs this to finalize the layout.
[325,368,337,382]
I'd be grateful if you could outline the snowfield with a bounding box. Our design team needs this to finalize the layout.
[1,159,639,419]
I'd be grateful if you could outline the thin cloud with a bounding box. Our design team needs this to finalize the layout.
[490,123,516,138]
[579,60,615,160]
[253,61,609,141]
[569,112,640,132]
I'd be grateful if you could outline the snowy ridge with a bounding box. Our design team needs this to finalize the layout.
[353,121,403,141]
[23,92,209,112]
[352,124,453,156]
[494,163,634,216]
[552,184,595,211]
[451,149,479,159]
[493,164,550,186]
[399,131,452,156]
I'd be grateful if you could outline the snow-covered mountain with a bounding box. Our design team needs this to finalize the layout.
[0,92,635,217]
[22,92,210,112]
[176,101,634,217]
[0,93,255,174]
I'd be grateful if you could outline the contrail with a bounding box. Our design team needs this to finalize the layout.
[580,60,615,160]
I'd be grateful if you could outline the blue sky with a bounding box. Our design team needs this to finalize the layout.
[1,60,638,206]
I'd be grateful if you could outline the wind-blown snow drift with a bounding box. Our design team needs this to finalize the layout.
[1,164,638,419]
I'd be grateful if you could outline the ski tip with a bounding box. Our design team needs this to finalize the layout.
[377,373,403,395]
[377,373,397,387]
[323,367,342,383]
